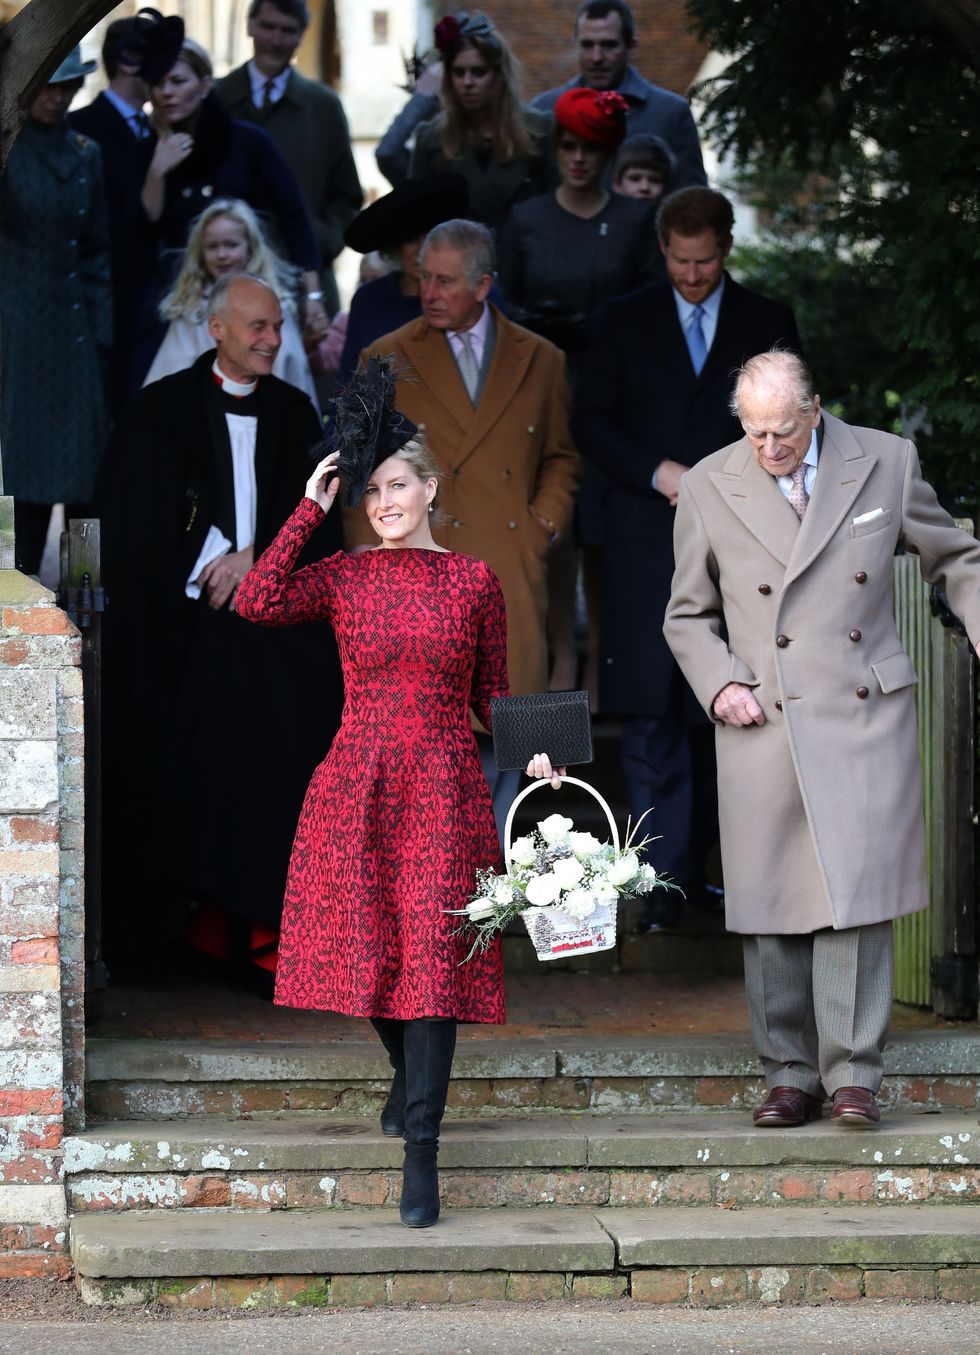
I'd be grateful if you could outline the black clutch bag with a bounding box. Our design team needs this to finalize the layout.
[490,690,593,771]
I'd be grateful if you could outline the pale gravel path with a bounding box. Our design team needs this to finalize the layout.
[0,1298,978,1355]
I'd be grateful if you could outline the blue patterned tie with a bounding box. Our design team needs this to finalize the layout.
[687,304,707,375]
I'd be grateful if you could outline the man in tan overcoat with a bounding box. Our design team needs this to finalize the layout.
[351,219,580,821]
[665,351,980,1129]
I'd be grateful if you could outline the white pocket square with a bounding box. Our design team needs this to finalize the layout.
[852,507,886,526]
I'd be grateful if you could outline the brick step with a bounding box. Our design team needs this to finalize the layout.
[63,1111,979,1214]
[70,1204,980,1308]
[84,1030,980,1121]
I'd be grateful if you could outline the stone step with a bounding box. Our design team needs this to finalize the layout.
[84,1030,980,1121]
[63,1112,979,1214]
[71,1204,980,1308]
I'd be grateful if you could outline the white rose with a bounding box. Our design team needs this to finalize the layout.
[538,813,574,846]
[525,871,563,906]
[552,856,585,888]
[509,836,537,867]
[563,887,596,920]
[636,863,659,893]
[568,831,602,859]
[492,877,515,904]
[466,898,496,922]
[594,879,618,904]
[606,853,640,887]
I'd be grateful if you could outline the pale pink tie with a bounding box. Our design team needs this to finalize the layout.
[788,463,809,520]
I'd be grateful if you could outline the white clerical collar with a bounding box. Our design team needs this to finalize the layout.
[213,359,258,398]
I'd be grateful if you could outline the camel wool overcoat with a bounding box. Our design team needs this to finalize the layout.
[664,412,980,935]
[349,306,580,697]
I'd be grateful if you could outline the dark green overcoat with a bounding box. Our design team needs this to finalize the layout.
[0,118,111,503]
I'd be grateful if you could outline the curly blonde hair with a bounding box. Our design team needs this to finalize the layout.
[159,198,301,321]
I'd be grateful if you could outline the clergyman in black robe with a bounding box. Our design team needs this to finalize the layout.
[99,281,340,975]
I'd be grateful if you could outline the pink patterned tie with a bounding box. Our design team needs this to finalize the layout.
[788,463,809,520]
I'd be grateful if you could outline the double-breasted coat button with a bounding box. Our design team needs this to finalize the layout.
[502,468,511,479]
[452,518,461,528]
[758,584,772,595]
[849,629,862,642]
[507,520,517,530]
[776,634,789,648]
[856,686,870,699]
[855,571,868,584]
[527,425,535,434]
[417,422,426,432]
[775,700,783,711]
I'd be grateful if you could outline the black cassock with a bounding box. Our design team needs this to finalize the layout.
[99,351,341,964]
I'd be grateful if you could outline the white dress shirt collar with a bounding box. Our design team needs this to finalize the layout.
[248,60,291,109]
[776,427,820,501]
[672,277,726,354]
[103,87,148,134]
[447,303,491,367]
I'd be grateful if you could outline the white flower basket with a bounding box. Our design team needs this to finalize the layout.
[504,775,620,962]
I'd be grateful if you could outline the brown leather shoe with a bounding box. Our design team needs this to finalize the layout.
[752,1086,823,1128]
[830,1086,880,1127]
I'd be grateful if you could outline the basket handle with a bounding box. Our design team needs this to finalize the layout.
[503,774,620,874]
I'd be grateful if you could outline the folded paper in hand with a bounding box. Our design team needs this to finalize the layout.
[490,690,593,771]
[852,507,886,526]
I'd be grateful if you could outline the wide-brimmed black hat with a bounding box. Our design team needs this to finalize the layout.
[136,8,186,85]
[313,357,418,509]
[344,173,469,254]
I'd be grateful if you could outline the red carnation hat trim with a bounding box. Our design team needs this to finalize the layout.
[595,91,629,121]
[434,16,461,53]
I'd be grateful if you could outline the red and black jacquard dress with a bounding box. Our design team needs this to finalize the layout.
[236,498,508,1023]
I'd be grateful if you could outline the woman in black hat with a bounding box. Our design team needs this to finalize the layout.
[133,15,324,380]
[335,173,467,385]
[238,359,561,1229]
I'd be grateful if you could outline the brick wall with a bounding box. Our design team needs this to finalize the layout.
[0,573,84,1278]
[432,1,709,100]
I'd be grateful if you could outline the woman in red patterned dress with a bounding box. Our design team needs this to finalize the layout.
[237,362,558,1227]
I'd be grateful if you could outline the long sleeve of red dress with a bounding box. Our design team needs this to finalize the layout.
[236,497,341,626]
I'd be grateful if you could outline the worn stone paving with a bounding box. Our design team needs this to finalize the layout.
[89,970,944,1043]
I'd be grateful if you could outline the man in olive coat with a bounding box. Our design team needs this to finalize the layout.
[215,0,362,315]
[350,220,580,824]
[664,351,980,1129]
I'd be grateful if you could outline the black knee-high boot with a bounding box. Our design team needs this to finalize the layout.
[400,1017,457,1228]
[369,1018,406,1137]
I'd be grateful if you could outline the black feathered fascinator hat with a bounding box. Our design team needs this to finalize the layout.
[136,7,186,85]
[315,357,417,509]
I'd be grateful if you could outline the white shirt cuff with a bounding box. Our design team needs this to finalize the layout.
[186,525,232,599]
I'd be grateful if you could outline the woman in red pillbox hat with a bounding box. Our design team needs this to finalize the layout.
[498,86,661,695]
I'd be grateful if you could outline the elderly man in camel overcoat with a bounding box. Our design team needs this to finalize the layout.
[664,351,980,1129]
[348,219,580,823]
